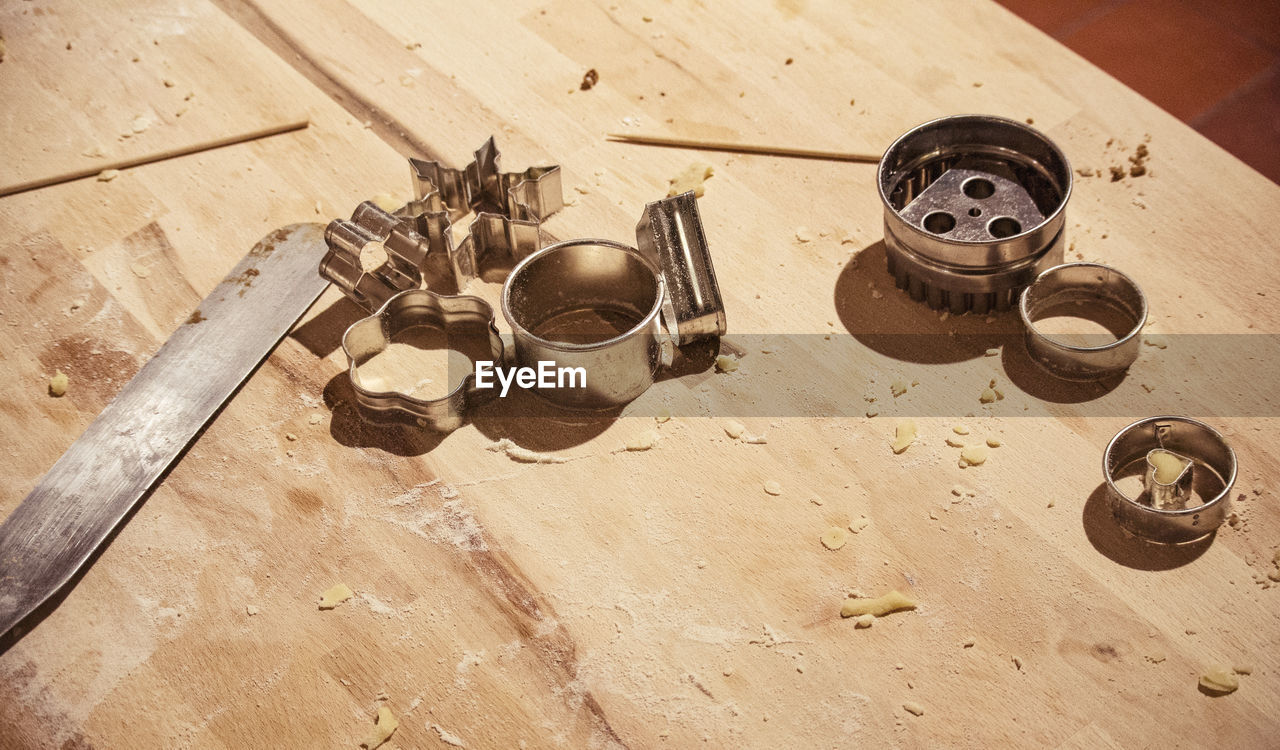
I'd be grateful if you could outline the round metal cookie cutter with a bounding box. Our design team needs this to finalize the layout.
[1019,262,1147,381]
[878,114,1072,313]
[1103,416,1237,544]
[501,192,727,408]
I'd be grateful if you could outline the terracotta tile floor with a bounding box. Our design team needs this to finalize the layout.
[996,0,1280,184]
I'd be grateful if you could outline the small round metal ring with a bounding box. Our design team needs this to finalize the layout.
[1019,262,1146,381]
[1103,416,1237,544]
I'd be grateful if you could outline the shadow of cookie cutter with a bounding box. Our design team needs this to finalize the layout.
[320,136,563,309]
[1103,416,1236,544]
[501,191,727,409]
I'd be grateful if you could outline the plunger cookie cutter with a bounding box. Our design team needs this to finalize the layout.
[318,138,561,430]
[1103,416,1237,544]
[878,115,1072,313]
[1018,262,1147,380]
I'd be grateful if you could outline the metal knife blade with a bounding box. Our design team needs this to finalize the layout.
[0,223,330,643]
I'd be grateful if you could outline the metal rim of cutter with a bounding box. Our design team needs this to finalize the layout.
[1019,262,1147,381]
[500,191,727,409]
[878,114,1073,313]
[1103,416,1237,544]
[341,289,504,433]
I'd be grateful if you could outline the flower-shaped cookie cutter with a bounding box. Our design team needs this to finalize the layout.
[341,288,503,432]
[320,136,563,307]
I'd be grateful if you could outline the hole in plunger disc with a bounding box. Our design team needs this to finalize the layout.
[923,211,956,234]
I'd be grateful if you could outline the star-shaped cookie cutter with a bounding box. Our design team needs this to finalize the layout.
[320,136,563,309]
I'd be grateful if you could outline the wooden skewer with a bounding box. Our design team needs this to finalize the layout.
[606,132,880,163]
[0,118,312,198]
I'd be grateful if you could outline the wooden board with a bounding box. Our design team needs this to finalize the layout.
[1,0,1278,747]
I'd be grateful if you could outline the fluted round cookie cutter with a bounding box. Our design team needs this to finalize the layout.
[1103,416,1237,544]
[878,114,1072,313]
[1019,262,1147,381]
[501,192,727,408]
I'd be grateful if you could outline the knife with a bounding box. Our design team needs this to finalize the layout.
[0,223,331,646]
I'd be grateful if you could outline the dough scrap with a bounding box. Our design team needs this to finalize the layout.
[668,163,714,197]
[723,420,746,439]
[625,430,659,451]
[1199,665,1239,695]
[361,706,399,749]
[952,424,969,435]
[48,370,69,397]
[97,168,121,182]
[820,526,847,550]
[370,193,400,212]
[890,420,916,454]
[903,701,925,717]
[1148,449,1190,484]
[890,379,908,397]
[763,480,783,496]
[840,590,917,618]
[959,444,989,467]
[714,354,739,373]
[319,583,354,610]
[488,439,569,464]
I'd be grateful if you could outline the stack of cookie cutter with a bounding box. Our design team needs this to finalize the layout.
[319,137,726,430]
[1103,416,1237,543]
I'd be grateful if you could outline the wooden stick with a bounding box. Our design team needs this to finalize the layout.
[606,132,880,163]
[0,118,312,198]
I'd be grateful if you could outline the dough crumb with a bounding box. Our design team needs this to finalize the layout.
[742,433,768,444]
[945,437,966,448]
[625,430,659,451]
[319,583,353,610]
[962,638,976,648]
[890,420,916,454]
[714,354,739,373]
[487,438,569,464]
[984,347,1000,357]
[840,590,917,618]
[370,193,400,212]
[48,370,69,397]
[97,168,121,182]
[985,437,1002,448]
[361,706,399,749]
[794,226,814,243]
[655,408,671,423]
[853,614,874,628]
[959,444,989,467]
[1199,665,1239,695]
[1233,664,1253,675]
[579,67,599,90]
[246,605,259,616]
[723,420,746,439]
[285,432,299,442]
[952,424,969,435]
[430,723,466,747]
[890,379,908,397]
[130,262,151,278]
[903,701,925,716]
[848,517,870,534]
[820,526,848,550]
[763,480,783,496]
[668,163,714,197]
[130,114,152,134]
[308,413,324,425]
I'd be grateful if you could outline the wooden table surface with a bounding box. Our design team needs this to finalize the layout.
[2,1,1277,747]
